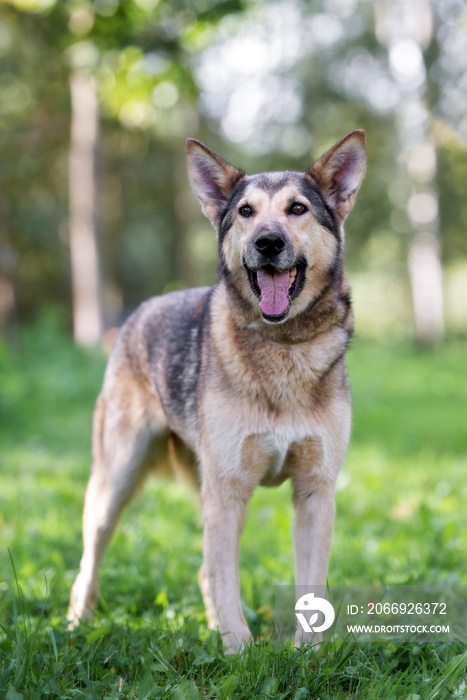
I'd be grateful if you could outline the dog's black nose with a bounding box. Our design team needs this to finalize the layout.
[254,232,285,257]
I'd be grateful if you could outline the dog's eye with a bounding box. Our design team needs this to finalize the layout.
[239,205,253,218]
[290,202,307,215]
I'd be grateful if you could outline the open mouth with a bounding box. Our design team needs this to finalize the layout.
[246,262,306,322]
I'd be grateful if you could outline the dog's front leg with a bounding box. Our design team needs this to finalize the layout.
[293,483,337,649]
[202,484,252,654]
[198,426,272,652]
[291,409,350,587]
[294,483,337,589]
[290,423,350,646]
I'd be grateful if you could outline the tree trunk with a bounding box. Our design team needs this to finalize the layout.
[69,71,103,346]
[408,232,444,345]
[376,0,445,345]
[402,128,445,346]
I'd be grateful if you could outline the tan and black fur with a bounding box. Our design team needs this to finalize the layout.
[68,131,367,653]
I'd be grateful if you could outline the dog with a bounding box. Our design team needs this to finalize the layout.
[68,130,367,653]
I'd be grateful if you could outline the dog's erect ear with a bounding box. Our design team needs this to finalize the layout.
[186,139,244,228]
[306,130,366,221]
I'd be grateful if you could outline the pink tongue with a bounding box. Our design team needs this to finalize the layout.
[257,269,291,316]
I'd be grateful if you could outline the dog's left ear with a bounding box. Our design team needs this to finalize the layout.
[306,130,366,221]
[186,139,244,229]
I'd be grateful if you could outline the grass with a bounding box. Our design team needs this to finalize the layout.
[1,314,467,699]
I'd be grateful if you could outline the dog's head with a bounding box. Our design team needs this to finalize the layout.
[186,131,366,324]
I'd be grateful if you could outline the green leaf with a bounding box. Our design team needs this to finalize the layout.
[260,677,278,697]
[292,689,308,700]
[139,668,157,700]
[221,675,239,699]
[174,679,200,700]
[86,624,111,645]
[427,650,467,699]
[192,647,215,665]
[76,662,99,700]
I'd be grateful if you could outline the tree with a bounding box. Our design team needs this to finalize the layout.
[0,0,247,341]
[69,71,102,345]
[375,0,444,345]
[1,0,466,343]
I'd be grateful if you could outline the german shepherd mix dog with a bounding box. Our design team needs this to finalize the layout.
[68,131,366,653]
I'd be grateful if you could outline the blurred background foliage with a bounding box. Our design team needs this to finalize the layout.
[0,0,467,343]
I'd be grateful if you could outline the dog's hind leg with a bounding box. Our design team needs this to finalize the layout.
[68,380,166,627]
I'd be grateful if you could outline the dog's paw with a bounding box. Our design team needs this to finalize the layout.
[67,602,94,631]
[67,577,97,629]
[223,626,253,655]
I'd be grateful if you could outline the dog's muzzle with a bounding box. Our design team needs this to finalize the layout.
[244,257,306,324]
[244,230,306,322]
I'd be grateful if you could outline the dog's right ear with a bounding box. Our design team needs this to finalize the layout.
[186,139,244,229]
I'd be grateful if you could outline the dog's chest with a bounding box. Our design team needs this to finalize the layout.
[243,422,314,486]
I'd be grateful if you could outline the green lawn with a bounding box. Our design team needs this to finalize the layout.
[1,316,467,699]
